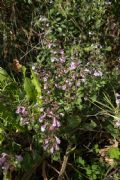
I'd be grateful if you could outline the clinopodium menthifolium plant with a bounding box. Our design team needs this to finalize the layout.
[0,0,120,179]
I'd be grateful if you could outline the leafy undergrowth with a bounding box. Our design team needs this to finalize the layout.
[0,0,120,179]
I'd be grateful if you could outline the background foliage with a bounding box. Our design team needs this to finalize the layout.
[0,0,120,179]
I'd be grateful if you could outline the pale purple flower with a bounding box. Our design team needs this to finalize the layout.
[43,139,49,150]
[0,156,6,166]
[93,70,102,77]
[64,69,68,73]
[39,113,46,123]
[45,138,49,145]
[70,62,76,70]
[41,124,47,132]
[20,117,29,125]
[48,43,52,49]
[62,85,66,90]
[76,81,81,87]
[16,106,27,115]
[43,144,49,150]
[59,57,65,63]
[16,106,26,114]
[115,93,120,98]
[43,77,47,82]
[55,136,61,144]
[115,119,120,127]
[116,99,120,105]
[60,49,64,55]
[52,117,61,128]
[115,93,120,105]
[49,118,61,131]
[16,155,23,162]
[2,162,9,171]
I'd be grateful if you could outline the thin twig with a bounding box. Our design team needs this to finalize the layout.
[47,163,60,174]
[58,146,75,180]
[42,160,48,180]
[58,154,69,180]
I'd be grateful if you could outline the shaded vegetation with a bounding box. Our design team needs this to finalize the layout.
[0,0,120,179]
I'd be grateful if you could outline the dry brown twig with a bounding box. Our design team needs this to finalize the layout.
[42,160,48,180]
[58,146,76,180]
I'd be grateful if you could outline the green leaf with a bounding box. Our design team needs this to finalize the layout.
[23,77,36,101]
[31,70,42,106]
[31,71,41,96]
[107,147,120,159]
[0,67,10,81]
[77,157,85,166]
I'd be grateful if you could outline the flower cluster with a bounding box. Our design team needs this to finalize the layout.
[39,109,61,153]
[115,119,120,127]
[0,153,23,172]
[16,106,29,125]
[115,93,120,106]
[43,136,61,153]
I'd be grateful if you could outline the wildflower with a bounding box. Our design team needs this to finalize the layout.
[70,62,76,70]
[43,138,50,150]
[0,154,7,166]
[45,138,49,145]
[115,119,120,127]
[51,57,57,62]
[55,136,61,144]
[59,57,65,63]
[16,106,28,116]
[115,93,120,105]
[55,144,59,151]
[60,49,64,55]
[49,118,61,131]
[2,162,9,171]
[16,155,23,162]
[43,77,47,82]
[62,85,66,90]
[52,117,61,128]
[93,70,102,77]
[39,113,46,123]
[59,49,66,63]
[116,99,120,105]
[20,117,29,125]
[41,124,47,132]
[48,43,52,49]
[76,81,80,87]
[43,144,49,150]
